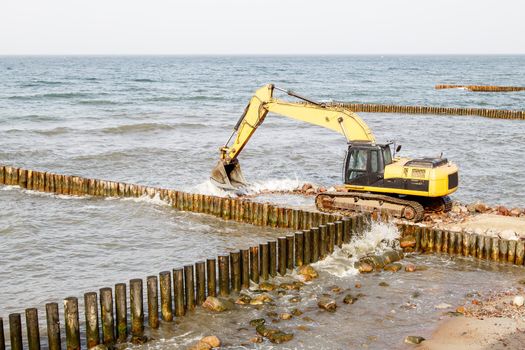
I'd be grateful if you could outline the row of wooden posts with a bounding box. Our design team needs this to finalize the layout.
[0,165,342,229]
[330,102,525,120]
[0,164,368,350]
[435,84,525,92]
[397,223,525,266]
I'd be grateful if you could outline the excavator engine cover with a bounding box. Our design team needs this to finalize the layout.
[210,159,248,190]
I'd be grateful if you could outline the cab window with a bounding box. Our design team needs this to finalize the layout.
[382,146,392,165]
[346,149,368,180]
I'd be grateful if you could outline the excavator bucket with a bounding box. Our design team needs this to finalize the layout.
[210,159,248,190]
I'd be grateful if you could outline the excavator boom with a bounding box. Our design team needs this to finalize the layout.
[211,84,375,189]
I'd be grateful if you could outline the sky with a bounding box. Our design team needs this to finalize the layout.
[1,0,524,55]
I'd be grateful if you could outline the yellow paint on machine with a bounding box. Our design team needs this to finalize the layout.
[345,158,459,198]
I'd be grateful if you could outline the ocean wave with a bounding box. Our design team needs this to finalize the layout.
[19,80,64,87]
[132,78,157,83]
[98,122,206,134]
[35,127,74,136]
[145,95,224,102]
[77,99,119,106]
[8,92,95,100]
[99,123,177,134]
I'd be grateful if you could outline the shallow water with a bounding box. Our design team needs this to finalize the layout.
[127,222,524,350]
[0,56,524,349]
[0,186,285,317]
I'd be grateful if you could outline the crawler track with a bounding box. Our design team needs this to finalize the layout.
[315,191,426,222]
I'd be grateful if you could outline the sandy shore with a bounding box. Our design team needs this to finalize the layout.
[415,290,525,350]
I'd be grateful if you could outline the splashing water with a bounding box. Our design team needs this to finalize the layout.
[191,177,308,197]
[313,220,401,277]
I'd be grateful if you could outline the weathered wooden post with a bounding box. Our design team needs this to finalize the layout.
[184,265,195,311]
[0,317,5,350]
[25,308,41,350]
[250,246,259,284]
[516,241,525,266]
[240,250,250,289]
[499,239,508,262]
[278,237,287,275]
[303,229,312,265]
[319,225,328,258]
[476,234,485,259]
[491,238,500,262]
[146,276,159,329]
[269,240,277,277]
[84,292,100,348]
[294,232,304,267]
[259,244,269,281]
[206,259,217,297]
[159,271,173,322]
[115,283,128,342]
[434,230,443,253]
[311,227,320,263]
[173,268,185,317]
[442,230,449,253]
[286,235,294,269]
[45,303,61,350]
[99,288,115,346]
[469,234,477,257]
[9,314,22,350]
[218,255,230,296]
[508,240,516,264]
[342,217,351,243]
[64,297,80,350]
[484,236,492,260]
[230,251,242,292]
[335,221,343,248]
[327,223,336,254]
[195,261,206,305]
[129,279,145,342]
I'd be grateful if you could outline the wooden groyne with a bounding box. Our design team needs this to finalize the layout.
[330,103,525,120]
[0,164,368,350]
[397,223,525,267]
[435,84,525,92]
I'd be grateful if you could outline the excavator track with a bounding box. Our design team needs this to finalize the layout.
[315,191,426,222]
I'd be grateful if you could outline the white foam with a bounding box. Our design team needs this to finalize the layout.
[118,192,169,206]
[313,220,400,277]
[191,177,308,197]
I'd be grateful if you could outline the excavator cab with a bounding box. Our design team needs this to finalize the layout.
[344,143,392,186]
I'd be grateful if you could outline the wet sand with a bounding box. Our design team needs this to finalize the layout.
[416,290,525,350]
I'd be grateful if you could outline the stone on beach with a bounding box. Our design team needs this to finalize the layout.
[187,336,221,350]
[203,296,230,312]
[513,295,524,307]
[400,235,416,248]
[318,296,337,312]
[250,294,273,305]
[384,262,403,272]
[405,263,417,272]
[256,324,294,344]
[404,335,425,345]
[298,265,319,281]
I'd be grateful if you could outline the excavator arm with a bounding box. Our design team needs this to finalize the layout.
[210,84,376,189]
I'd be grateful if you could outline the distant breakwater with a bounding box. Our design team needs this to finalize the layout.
[330,103,525,120]
[435,84,525,92]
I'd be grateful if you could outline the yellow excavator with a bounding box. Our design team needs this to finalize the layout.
[210,84,459,221]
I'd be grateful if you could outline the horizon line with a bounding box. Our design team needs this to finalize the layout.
[1,53,525,57]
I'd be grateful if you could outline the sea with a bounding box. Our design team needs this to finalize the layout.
[0,55,524,349]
